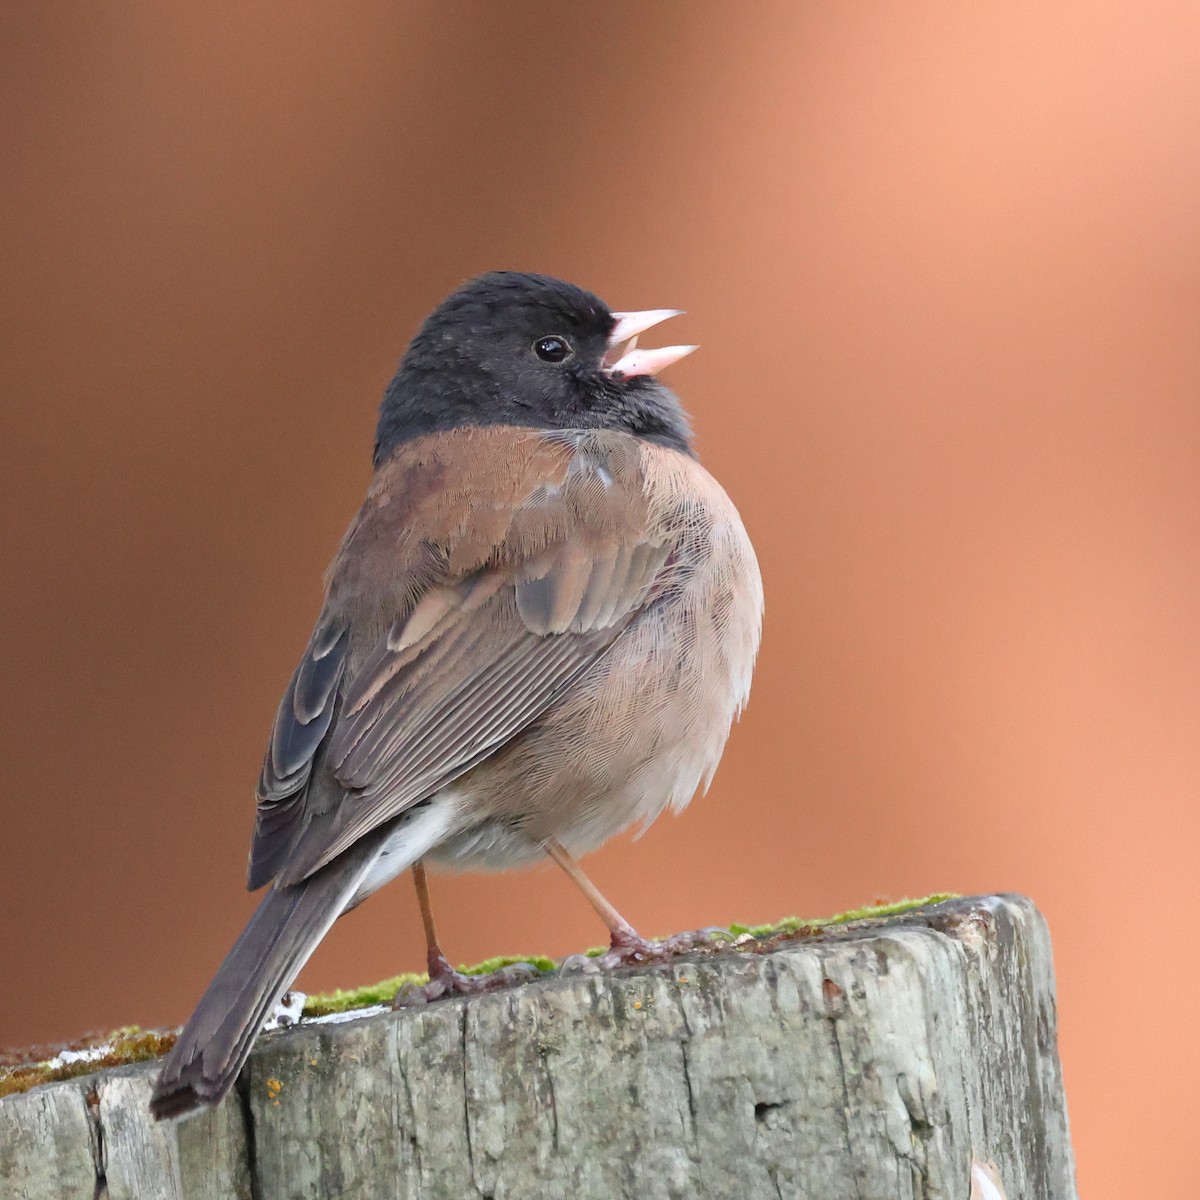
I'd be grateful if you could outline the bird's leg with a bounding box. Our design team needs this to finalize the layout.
[544,838,665,966]
[411,860,458,986]
[394,861,541,1006]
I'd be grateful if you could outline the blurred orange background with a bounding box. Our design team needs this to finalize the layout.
[2,4,1196,1195]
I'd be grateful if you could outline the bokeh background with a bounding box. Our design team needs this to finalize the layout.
[3,3,1197,1195]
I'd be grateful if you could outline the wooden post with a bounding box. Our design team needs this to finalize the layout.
[0,894,1076,1199]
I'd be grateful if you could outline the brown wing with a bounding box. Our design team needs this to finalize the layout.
[249,427,671,889]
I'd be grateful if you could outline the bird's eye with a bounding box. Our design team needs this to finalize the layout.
[533,336,572,363]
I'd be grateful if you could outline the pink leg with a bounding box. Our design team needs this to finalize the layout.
[412,860,458,985]
[544,839,665,965]
[394,862,541,1006]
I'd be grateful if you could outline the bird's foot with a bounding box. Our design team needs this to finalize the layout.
[392,949,542,1007]
[596,926,723,968]
[558,926,738,975]
[594,927,668,968]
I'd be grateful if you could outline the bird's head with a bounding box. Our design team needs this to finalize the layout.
[375,271,696,465]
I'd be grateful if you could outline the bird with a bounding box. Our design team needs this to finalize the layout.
[150,271,763,1119]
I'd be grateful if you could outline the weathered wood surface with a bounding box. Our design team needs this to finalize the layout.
[0,894,1076,1199]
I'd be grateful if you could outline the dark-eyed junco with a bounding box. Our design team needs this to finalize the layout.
[150,272,763,1118]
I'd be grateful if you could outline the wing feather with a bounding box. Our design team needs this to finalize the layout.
[250,621,349,887]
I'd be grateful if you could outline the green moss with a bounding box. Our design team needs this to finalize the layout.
[302,954,560,1016]
[0,1027,177,1101]
[727,892,957,938]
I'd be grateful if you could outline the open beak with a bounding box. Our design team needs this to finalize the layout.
[604,309,697,378]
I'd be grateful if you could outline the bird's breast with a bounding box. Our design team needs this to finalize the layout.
[430,440,763,869]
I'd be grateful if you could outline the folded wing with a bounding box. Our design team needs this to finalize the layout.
[248,428,670,888]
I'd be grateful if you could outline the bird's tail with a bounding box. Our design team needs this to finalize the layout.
[149,834,384,1120]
